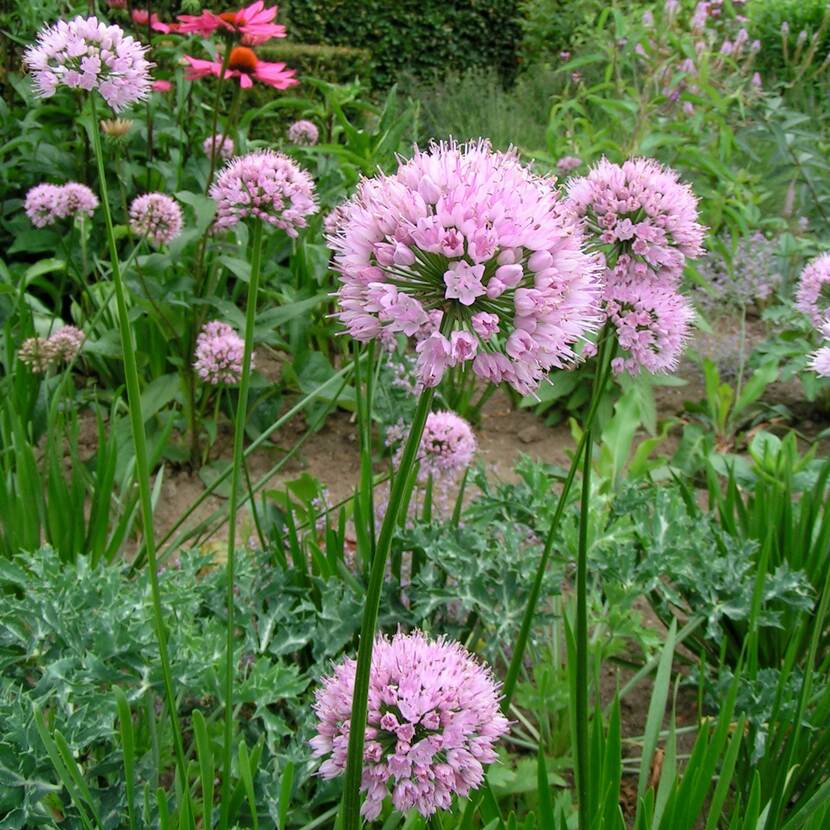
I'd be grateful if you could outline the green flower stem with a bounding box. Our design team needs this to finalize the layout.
[575,412,593,828]
[219,218,265,829]
[340,318,453,829]
[88,95,194,826]
[501,329,614,706]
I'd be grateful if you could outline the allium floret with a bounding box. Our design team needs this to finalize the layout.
[193,321,248,385]
[311,629,509,820]
[796,253,830,326]
[209,150,317,234]
[24,16,152,111]
[287,119,319,146]
[328,139,602,395]
[129,193,183,246]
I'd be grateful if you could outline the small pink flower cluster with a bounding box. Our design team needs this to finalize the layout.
[193,321,248,385]
[24,16,153,111]
[567,157,705,373]
[796,252,830,325]
[287,119,319,146]
[203,133,235,161]
[25,182,98,228]
[209,149,317,234]
[416,411,477,481]
[328,139,601,395]
[810,318,830,378]
[129,193,183,246]
[311,630,509,820]
[19,326,85,373]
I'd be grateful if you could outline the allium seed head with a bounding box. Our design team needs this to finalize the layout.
[287,119,319,146]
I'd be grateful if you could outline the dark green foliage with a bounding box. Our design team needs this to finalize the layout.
[257,43,372,85]
[284,0,523,89]
[749,0,830,77]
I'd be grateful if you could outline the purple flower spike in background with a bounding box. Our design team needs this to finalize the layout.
[24,16,152,111]
[311,630,509,820]
[328,139,601,395]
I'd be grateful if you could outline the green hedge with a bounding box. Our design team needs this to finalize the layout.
[258,42,372,85]
[283,0,522,89]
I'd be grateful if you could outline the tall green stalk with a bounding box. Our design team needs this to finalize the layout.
[88,95,194,826]
[340,319,454,829]
[219,219,265,828]
[575,419,593,828]
[501,329,614,705]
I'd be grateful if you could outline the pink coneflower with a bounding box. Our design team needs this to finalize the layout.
[193,321,247,384]
[183,46,296,90]
[209,149,317,234]
[131,9,177,33]
[129,193,183,246]
[24,16,152,111]
[328,139,601,395]
[177,1,286,45]
[287,119,319,146]
[796,253,830,325]
[203,133,235,161]
[311,630,509,820]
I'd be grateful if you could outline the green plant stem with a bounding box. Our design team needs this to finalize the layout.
[575,418,593,829]
[219,218,264,829]
[340,315,452,828]
[502,330,614,705]
[88,95,193,826]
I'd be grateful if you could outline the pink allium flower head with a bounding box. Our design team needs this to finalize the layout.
[328,139,601,395]
[24,16,152,111]
[203,133,235,161]
[184,46,297,89]
[796,253,830,325]
[47,325,86,362]
[556,155,582,174]
[18,337,54,373]
[58,183,98,219]
[193,321,248,384]
[311,630,509,820]
[566,157,705,292]
[25,182,98,227]
[287,119,319,146]
[177,1,286,45]
[416,410,476,480]
[811,346,830,377]
[209,149,317,234]
[19,325,85,372]
[605,282,695,373]
[129,193,183,246]
[25,184,63,227]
